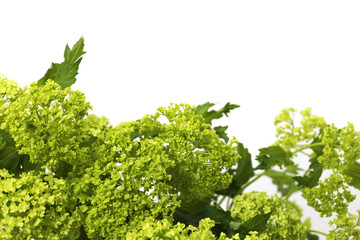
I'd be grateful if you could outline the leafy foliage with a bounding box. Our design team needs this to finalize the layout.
[195,102,239,143]
[1,38,360,239]
[38,37,85,89]
[255,145,292,170]
[217,143,254,197]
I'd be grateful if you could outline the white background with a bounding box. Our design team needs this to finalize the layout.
[1,1,360,238]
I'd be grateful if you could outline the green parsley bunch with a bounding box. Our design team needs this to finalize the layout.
[0,38,359,239]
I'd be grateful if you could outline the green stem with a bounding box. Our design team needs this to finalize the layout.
[238,171,267,194]
[226,196,231,211]
[217,195,226,206]
[308,229,328,237]
[292,142,324,155]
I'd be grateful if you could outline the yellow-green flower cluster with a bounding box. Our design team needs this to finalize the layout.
[301,123,360,217]
[0,80,93,170]
[319,123,360,171]
[0,74,20,122]
[0,74,240,238]
[230,191,308,239]
[125,217,240,240]
[149,104,238,201]
[0,168,80,239]
[0,74,19,101]
[274,108,327,153]
[70,103,239,238]
[302,173,355,217]
[69,136,178,239]
[327,210,360,239]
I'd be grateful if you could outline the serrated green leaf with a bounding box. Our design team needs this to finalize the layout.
[219,102,240,117]
[195,102,240,125]
[214,126,229,143]
[256,146,291,170]
[195,102,215,116]
[310,128,326,156]
[294,157,323,188]
[343,161,360,190]
[38,37,85,89]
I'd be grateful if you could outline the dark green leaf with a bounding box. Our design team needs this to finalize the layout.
[0,129,16,146]
[174,204,232,237]
[0,147,19,171]
[228,212,271,239]
[0,130,20,172]
[294,157,323,188]
[310,128,326,156]
[256,146,291,170]
[234,143,254,188]
[54,161,73,178]
[219,102,241,117]
[38,37,85,89]
[307,232,319,240]
[79,136,98,148]
[214,126,229,143]
[239,212,271,232]
[217,143,254,197]
[343,161,360,190]
[179,199,211,213]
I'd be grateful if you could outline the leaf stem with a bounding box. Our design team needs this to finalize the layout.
[308,229,328,237]
[217,195,226,206]
[238,171,267,194]
[292,142,324,155]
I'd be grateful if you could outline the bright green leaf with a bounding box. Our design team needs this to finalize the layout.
[38,37,85,89]
[256,145,292,170]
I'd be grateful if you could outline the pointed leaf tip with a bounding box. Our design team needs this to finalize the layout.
[38,37,86,89]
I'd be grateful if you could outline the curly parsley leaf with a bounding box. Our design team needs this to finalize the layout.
[38,37,85,89]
